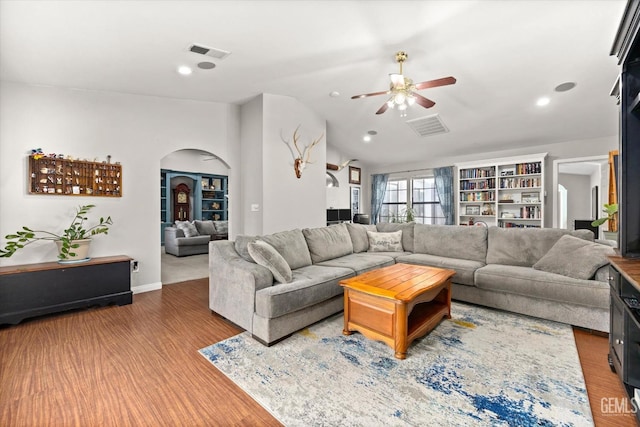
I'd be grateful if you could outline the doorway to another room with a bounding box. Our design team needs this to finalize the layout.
[552,155,608,239]
[160,149,230,285]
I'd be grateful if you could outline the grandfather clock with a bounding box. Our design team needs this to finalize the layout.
[173,183,190,222]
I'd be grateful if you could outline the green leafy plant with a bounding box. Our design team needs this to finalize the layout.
[391,207,416,223]
[591,203,618,228]
[0,204,113,259]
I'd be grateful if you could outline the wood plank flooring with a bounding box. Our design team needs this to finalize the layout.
[0,279,637,426]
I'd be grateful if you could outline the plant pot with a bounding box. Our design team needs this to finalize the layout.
[55,238,92,261]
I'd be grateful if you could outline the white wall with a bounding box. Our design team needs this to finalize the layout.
[239,96,264,236]
[558,173,591,230]
[237,93,327,235]
[0,81,239,292]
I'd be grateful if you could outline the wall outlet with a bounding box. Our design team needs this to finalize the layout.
[251,204,260,212]
[131,260,139,272]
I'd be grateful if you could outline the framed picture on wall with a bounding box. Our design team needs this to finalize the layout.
[349,166,361,185]
[465,205,480,215]
[351,186,361,214]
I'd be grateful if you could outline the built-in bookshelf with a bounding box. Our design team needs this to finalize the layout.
[455,154,546,228]
[160,169,228,245]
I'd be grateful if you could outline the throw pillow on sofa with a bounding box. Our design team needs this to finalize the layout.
[175,220,199,238]
[532,234,615,280]
[248,240,293,283]
[194,220,216,236]
[346,223,377,253]
[235,235,258,263]
[261,229,313,270]
[376,222,415,252]
[367,230,404,252]
[213,221,228,234]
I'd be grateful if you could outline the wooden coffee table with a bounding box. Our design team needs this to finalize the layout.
[339,263,455,359]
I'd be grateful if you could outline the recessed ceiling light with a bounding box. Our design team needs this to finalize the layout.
[536,97,550,107]
[329,91,340,97]
[363,135,372,142]
[555,82,577,92]
[197,61,216,70]
[177,66,193,75]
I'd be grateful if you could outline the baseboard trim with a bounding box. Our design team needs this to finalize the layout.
[132,282,162,294]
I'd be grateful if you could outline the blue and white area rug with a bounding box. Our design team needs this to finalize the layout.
[199,302,592,426]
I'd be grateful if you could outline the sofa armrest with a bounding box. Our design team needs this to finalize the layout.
[164,227,185,255]
[165,226,185,239]
[209,240,273,332]
[594,264,611,283]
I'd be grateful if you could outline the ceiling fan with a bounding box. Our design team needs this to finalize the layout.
[351,51,456,116]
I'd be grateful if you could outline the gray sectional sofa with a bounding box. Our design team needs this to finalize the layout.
[209,222,614,345]
[165,220,228,257]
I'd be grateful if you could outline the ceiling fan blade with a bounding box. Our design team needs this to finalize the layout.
[390,73,405,89]
[351,90,391,99]
[375,102,389,115]
[414,76,457,91]
[413,93,436,109]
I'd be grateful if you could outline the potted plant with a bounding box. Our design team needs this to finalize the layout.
[591,203,618,241]
[0,204,113,261]
[391,207,416,223]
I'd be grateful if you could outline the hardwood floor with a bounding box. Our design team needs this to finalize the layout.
[574,329,638,426]
[0,279,279,427]
[0,279,637,426]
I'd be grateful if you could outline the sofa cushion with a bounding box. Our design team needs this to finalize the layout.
[303,223,354,263]
[248,240,293,284]
[414,224,488,263]
[376,222,415,252]
[261,229,313,270]
[254,265,353,318]
[317,253,395,275]
[532,235,615,280]
[194,220,216,236]
[367,230,403,252]
[234,235,258,263]
[474,264,609,309]
[213,220,228,234]
[396,253,483,286]
[346,223,377,253]
[175,220,199,237]
[486,227,595,267]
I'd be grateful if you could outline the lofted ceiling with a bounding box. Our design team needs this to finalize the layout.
[0,1,627,167]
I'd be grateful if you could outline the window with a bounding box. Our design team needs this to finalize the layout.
[412,177,445,224]
[379,175,444,224]
[380,179,407,223]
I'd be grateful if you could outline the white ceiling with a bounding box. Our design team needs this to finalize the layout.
[0,1,627,167]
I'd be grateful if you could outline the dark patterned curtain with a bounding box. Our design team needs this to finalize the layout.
[371,174,389,224]
[434,166,455,225]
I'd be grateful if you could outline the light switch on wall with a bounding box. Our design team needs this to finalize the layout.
[251,204,260,212]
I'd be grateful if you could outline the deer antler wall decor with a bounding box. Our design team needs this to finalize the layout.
[282,125,324,179]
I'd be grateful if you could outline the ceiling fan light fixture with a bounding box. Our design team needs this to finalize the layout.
[407,95,416,106]
[394,93,406,105]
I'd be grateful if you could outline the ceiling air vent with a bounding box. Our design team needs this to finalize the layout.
[188,44,231,60]
[406,114,449,137]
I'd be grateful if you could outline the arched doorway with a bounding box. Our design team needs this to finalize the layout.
[160,149,230,285]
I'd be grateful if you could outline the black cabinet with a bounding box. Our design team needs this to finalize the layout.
[0,255,132,325]
[611,0,640,258]
[608,259,640,423]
